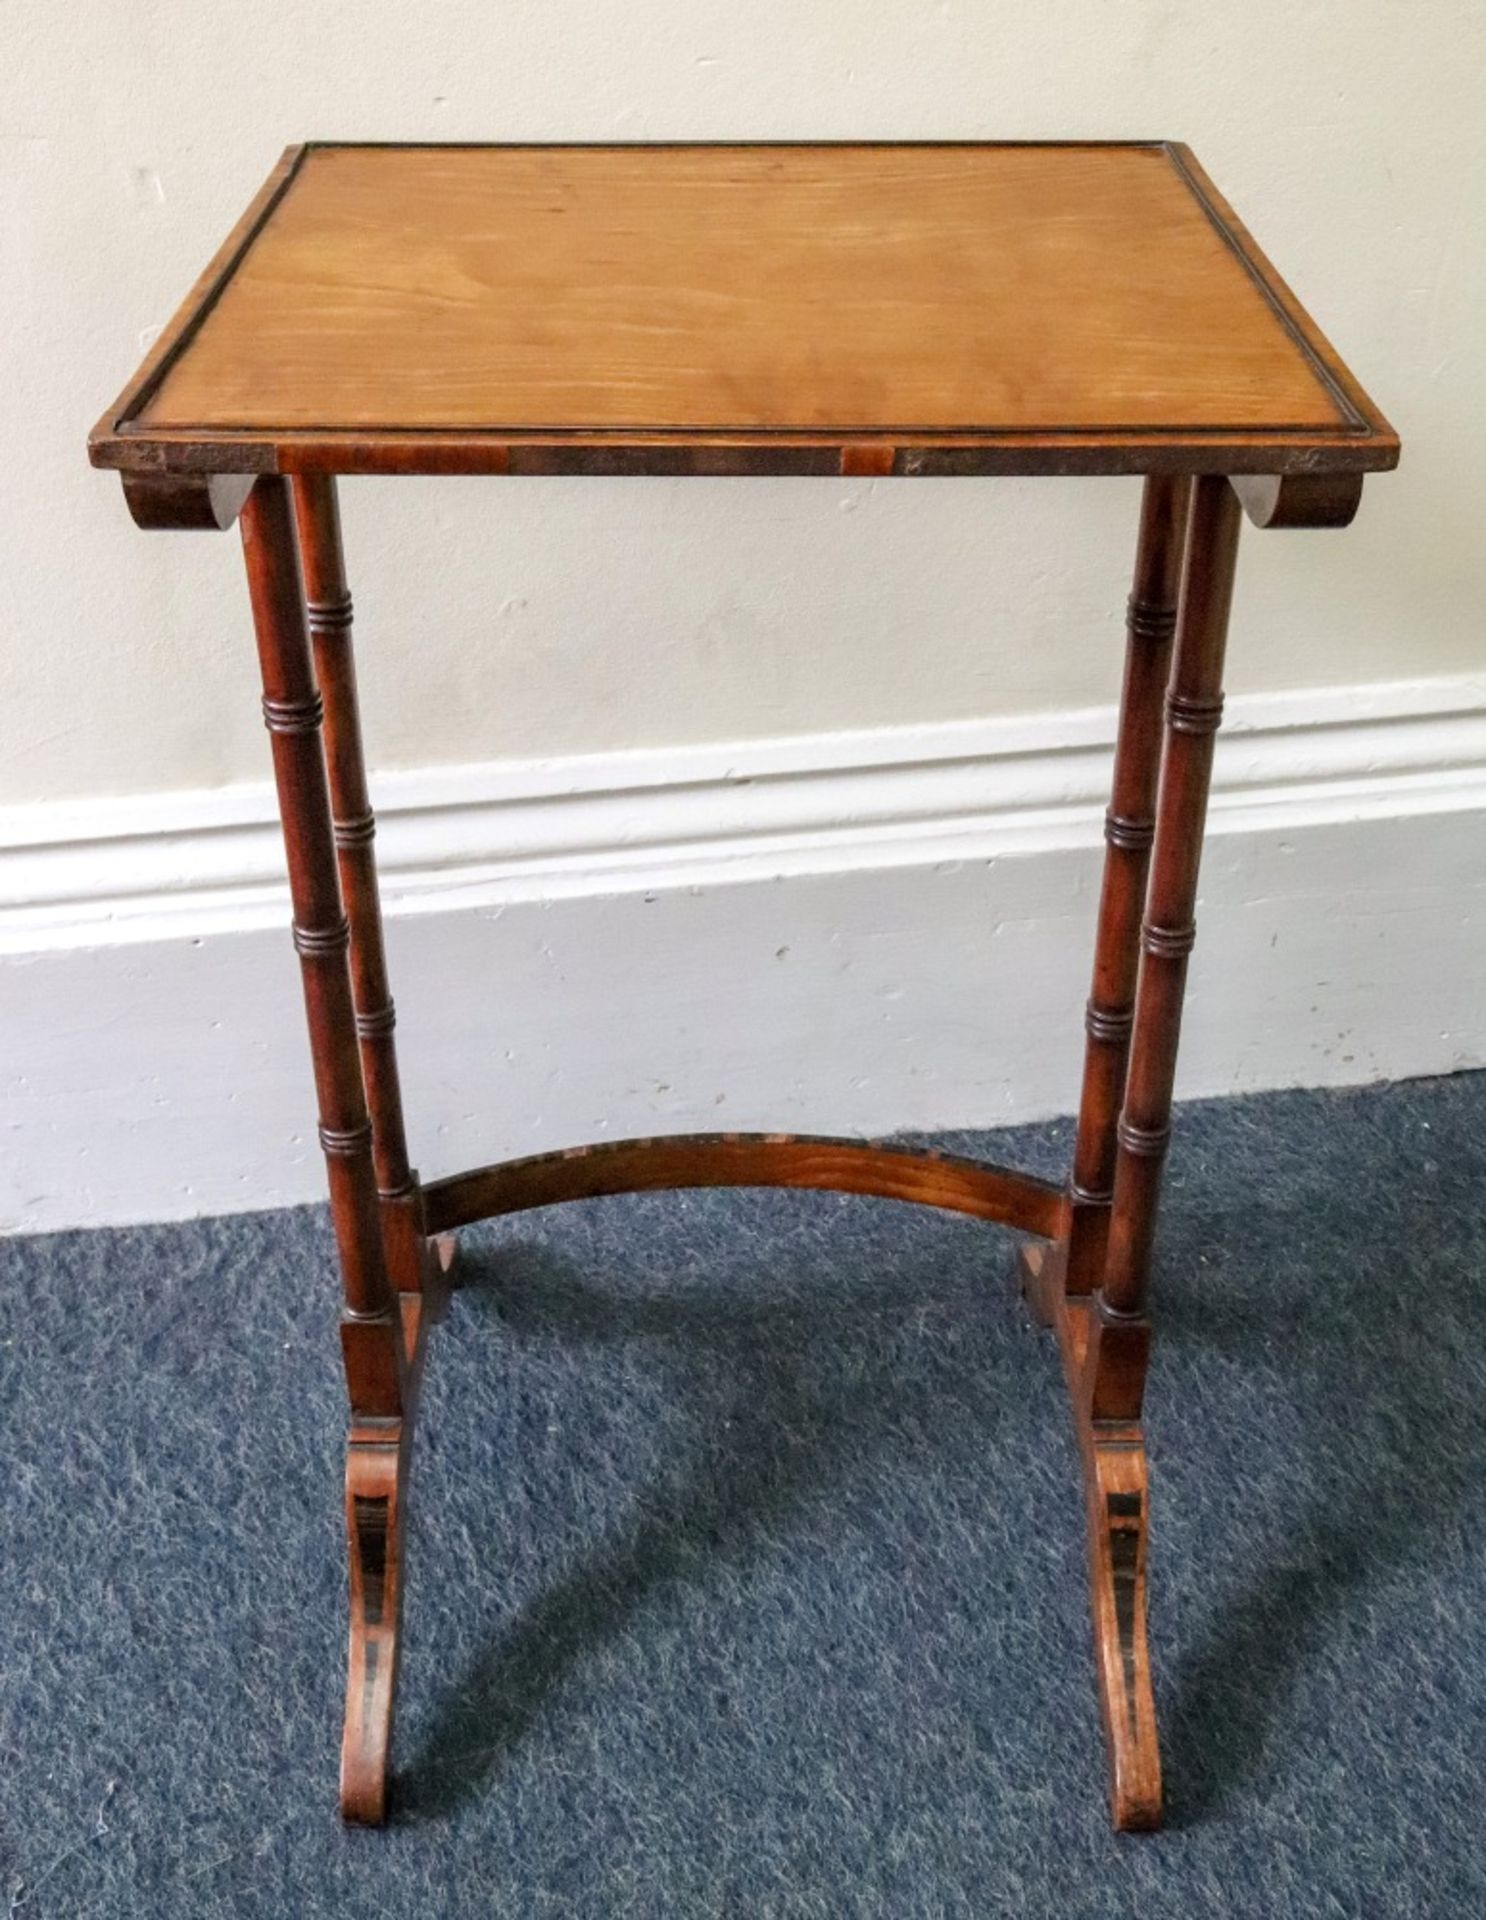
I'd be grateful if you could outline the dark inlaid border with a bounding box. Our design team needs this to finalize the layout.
[1163,145,1365,432]
[101,144,311,442]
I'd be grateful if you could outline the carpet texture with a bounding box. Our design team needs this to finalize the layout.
[2,1074,1484,1917]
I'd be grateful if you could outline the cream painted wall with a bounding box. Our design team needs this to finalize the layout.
[4,1,1482,806]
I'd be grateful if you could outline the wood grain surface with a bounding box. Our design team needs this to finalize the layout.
[89,142,1397,479]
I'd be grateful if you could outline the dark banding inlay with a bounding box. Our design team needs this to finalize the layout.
[1107,1490,1143,1725]
[353,1494,389,1626]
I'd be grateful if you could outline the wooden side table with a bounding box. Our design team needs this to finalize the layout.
[88,142,1397,1829]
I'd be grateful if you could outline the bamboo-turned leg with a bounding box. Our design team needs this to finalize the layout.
[1094,475,1241,1415]
[290,474,444,1304]
[1062,476,1192,1296]
[240,475,408,1825]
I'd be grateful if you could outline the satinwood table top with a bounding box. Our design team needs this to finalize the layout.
[89,142,1397,481]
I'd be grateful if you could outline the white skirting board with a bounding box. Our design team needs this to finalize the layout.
[2,674,1484,1233]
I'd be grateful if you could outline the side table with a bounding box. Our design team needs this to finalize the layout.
[88,141,1398,1829]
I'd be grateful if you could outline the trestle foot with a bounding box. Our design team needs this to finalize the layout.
[1017,1241,1163,1831]
[337,1280,441,1824]
[340,1430,405,1825]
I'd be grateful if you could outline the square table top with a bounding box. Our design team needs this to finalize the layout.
[90,141,1396,482]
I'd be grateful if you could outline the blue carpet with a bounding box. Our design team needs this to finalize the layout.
[2,1074,1484,1917]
